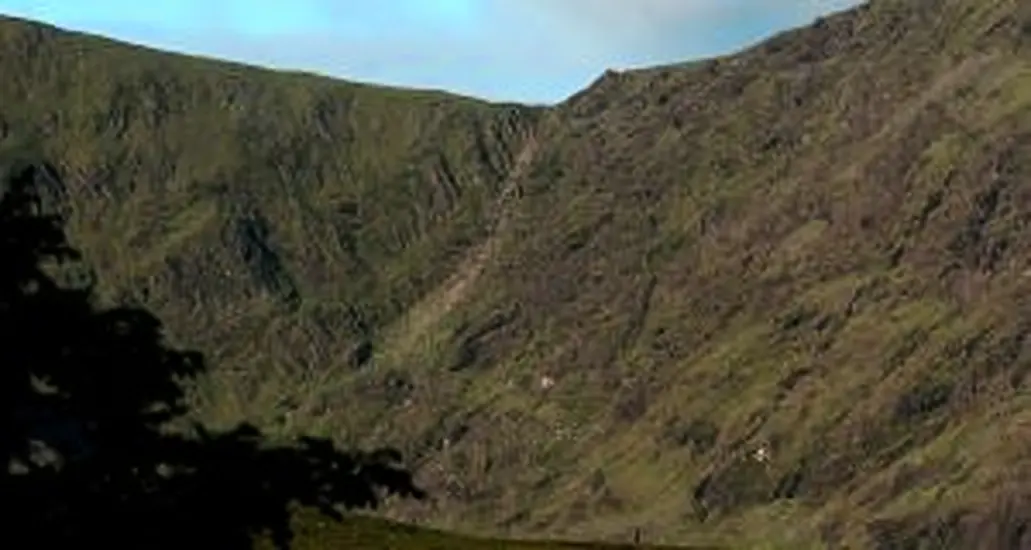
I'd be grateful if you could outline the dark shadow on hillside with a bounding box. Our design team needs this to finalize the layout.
[0,162,425,548]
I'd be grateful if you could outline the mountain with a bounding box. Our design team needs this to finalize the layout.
[2,0,1031,547]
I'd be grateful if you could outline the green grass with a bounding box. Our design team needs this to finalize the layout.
[4,0,1031,548]
[254,511,708,550]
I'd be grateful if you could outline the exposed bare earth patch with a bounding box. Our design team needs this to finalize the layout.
[377,132,539,366]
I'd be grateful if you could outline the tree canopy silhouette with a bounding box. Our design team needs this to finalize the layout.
[0,162,425,548]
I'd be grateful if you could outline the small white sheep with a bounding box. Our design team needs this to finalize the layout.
[753,444,771,463]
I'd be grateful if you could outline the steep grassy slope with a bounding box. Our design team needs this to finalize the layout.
[370,0,1031,547]
[0,15,540,436]
[3,0,1031,548]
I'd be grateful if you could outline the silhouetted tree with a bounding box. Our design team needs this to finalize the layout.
[0,162,424,548]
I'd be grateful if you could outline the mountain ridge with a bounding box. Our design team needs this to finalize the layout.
[3,1,1031,548]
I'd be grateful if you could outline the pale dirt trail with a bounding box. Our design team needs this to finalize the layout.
[378,133,539,363]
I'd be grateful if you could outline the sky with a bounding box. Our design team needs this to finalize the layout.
[0,0,862,104]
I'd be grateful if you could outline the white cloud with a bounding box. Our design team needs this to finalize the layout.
[485,0,863,64]
[495,0,859,36]
[2,0,866,103]
[143,0,864,102]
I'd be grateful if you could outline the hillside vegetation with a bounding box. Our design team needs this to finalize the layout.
[0,13,539,434]
[3,0,1031,548]
[254,512,697,550]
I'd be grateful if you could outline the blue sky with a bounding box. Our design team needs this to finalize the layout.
[0,0,861,104]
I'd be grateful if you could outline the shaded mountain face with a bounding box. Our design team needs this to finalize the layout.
[2,0,1031,547]
[0,13,540,432]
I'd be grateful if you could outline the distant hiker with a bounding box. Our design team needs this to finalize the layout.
[633,527,642,545]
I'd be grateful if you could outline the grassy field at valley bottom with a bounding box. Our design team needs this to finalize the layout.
[253,512,722,550]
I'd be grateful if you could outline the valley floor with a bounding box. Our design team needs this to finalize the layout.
[256,513,719,550]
